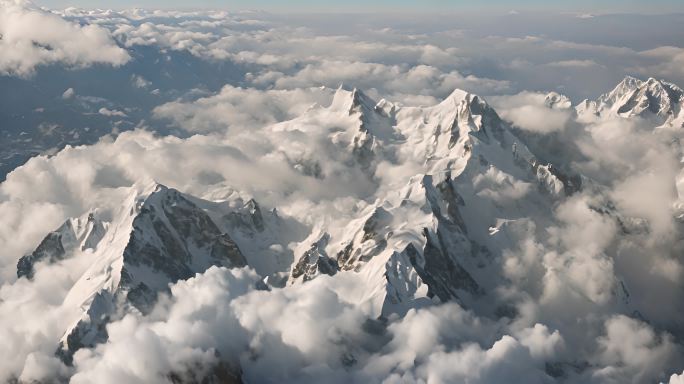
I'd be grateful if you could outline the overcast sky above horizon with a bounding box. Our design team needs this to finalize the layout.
[33,0,684,13]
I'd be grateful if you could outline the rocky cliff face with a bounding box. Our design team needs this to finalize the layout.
[23,183,249,361]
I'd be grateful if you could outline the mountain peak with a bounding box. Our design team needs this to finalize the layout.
[57,184,248,359]
[606,76,681,100]
[617,75,641,88]
[439,88,470,108]
[586,76,684,126]
[330,86,377,115]
[137,179,168,195]
[17,209,108,279]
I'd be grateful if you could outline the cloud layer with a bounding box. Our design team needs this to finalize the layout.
[0,0,129,76]
[51,8,684,102]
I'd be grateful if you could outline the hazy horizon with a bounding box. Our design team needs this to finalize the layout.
[33,0,684,13]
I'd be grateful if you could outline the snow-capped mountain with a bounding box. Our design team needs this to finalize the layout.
[17,210,107,279]
[32,183,251,360]
[577,76,684,128]
[281,86,586,317]
[574,76,684,218]
[18,77,672,373]
[20,181,306,362]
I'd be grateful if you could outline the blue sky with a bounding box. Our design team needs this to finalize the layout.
[34,0,684,13]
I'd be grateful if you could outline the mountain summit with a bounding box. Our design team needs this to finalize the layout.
[577,76,684,128]
[21,182,249,360]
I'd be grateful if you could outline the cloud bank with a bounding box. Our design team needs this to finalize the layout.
[0,0,129,76]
